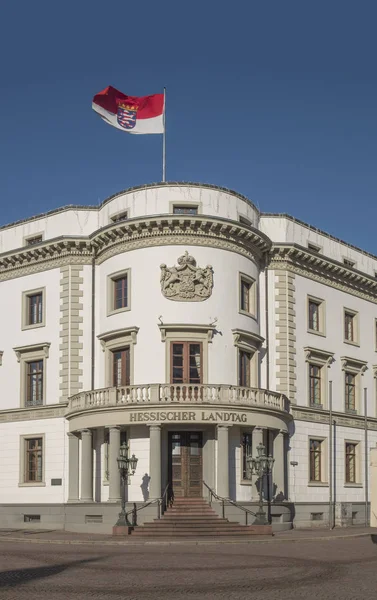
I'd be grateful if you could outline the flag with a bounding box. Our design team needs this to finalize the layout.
[92,86,164,134]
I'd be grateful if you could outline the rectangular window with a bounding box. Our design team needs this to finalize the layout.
[239,216,252,226]
[308,243,321,253]
[307,296,324,334]
[113,275,128,311]
[242,432,252,480]
[345,442,357,483]
[26,360,44,406]
[110,211,128,223]
[112,348,130,386]
[344,311,356,342]
[28,293,43,325]
[25,438,43,482]
[309,364,321,406]
[170,342,202,384]
[239,274,256,316]
[345,371,356,412]
[309,439,322,482]
[173,205,198,215]
[239,350,251,387]
[343,258,355,268]
[25,235,43,246]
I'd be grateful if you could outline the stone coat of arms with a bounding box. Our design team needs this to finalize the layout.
[160,252,214,302]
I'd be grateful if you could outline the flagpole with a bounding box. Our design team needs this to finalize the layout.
[162,87,166,182]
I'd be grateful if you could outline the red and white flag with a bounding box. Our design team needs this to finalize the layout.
[92,86,164,134]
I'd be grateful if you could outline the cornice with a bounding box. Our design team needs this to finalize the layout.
[0,403,67,423]
[268,244,377,303]
[292,404,377,431]
[0,216,271,280]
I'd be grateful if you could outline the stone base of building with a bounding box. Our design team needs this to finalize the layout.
[112,525,133,536]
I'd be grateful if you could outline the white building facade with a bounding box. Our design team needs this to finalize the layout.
[0,182,376,533]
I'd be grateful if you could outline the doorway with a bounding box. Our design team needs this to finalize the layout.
[168,432,203,497]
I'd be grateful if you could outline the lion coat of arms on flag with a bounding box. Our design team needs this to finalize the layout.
[117,103,138,130]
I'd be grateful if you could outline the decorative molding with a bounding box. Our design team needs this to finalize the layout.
[292,404,377,431]
[98,327,139,351]
[274,270,297,403]
[0,403,67,423]
[268,244,377,304]
[13,342,51,363]
[59,266,84,402]
[231,329,264,353]
[340,356,368,375]
[160,251,214,302]
[158,323,216,343]
[304,346,335,367]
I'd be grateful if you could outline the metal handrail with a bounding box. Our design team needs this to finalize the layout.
[203,481,256,525]
[125,482,172,525]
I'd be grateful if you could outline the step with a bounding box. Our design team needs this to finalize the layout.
[155,518,230,524]
[132,524,256,532]
[132,530,264,537]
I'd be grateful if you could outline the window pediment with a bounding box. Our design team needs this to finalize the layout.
[158,323,216,343]
[341,356,368,374]
[98,327,139,351]
[13,343,51,363]
[304,347,334,367]
[232,329,264,353]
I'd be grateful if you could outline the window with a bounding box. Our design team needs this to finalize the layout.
[308,243,321,253]
[239,216,252,226]
[241,432,252,480]
[239,274,256,317]
[344,309,358,344]
[24,437,43,482]
[22,288,45,330]
[170,342,202,384]
[308,364,322,407]
[110,210,128,223]
[113,276,128,311]
[345,371,356,412]
[345,442,358,484]
[26,360,44,406]
[343,258,356,268]
[239,350,251,387]
[107,269,131,315]
[309,439,322,482]
[112,347,130,386]
[25,234,43,246]
[173,205,198,215]
[307,296,324,335]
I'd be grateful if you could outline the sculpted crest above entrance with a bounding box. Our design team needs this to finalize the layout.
[160,251,214,302]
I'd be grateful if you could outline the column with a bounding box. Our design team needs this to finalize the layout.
[108,426,121,502]
[252,427,264,500]
[149,425,162,499]
[67,432,79,502]
[217,425,230,498]
[80,429,93,502]
[273,430,286,500]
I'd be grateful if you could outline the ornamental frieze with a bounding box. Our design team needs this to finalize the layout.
[160,251,214,302]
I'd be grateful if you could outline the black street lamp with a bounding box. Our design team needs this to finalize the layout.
[115,442,138,528]
[247,442,275,526]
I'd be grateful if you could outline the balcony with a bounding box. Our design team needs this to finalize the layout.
[66,384,289,417]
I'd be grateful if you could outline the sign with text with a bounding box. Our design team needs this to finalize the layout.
[129,410,248,424]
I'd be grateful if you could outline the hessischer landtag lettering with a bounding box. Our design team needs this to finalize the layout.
[129,411,247,423]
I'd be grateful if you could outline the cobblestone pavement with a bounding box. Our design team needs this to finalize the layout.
[1,537,377,599]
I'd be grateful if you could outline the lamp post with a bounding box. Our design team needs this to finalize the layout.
[247,442,275,526]
[115,442,138,528]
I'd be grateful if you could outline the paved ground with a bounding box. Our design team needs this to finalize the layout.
[1,534,377,599]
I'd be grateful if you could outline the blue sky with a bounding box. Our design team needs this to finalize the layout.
[1,1,376,252]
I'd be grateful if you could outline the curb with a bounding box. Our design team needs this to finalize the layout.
[0,532,373,547]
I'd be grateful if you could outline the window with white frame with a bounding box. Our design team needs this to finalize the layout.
[308,363,322,407]
[98,327,138,388]
[232,329,263,389]
[20,435,45,486]
[173,205,198,215]
[22,288,45,330]
[110,210,128,223]
[14,343,50,408]
[307,296,325,335]
[344,309,358,344]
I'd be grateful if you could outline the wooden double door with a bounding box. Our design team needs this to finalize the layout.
[168,432,203,497]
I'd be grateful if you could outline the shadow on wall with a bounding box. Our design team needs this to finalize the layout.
[0,557,103,589]
[140,473,151,501]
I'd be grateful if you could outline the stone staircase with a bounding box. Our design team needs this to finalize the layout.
[131,497,272,538]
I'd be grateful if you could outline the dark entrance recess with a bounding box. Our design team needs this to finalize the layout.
[168,432,203,497]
